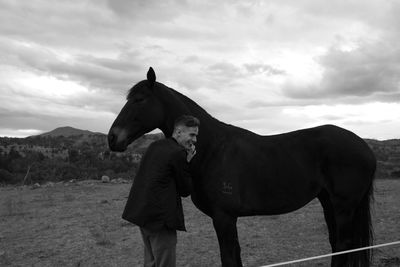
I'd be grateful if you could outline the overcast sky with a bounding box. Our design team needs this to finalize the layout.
[1,0,399,140]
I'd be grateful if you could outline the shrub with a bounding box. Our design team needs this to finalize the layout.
[390,170,400,179]
[0,169,18,185]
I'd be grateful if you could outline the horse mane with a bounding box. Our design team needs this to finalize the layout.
[126,81,150,100]
[158,83,226,125]
[126,79,254,137]
[127,79,217,121]
[164,82,266,138]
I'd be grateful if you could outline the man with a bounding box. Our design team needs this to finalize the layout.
[122,115,200,267]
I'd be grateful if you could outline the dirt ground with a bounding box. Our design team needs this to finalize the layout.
[1,179,399,267]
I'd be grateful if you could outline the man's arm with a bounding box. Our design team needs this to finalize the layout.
[172,149,193,197]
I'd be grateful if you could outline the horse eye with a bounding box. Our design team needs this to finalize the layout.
[133,97,145,103]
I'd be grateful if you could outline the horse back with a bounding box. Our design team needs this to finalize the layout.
[192,124,375,217]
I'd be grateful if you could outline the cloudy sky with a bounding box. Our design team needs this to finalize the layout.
[1,0,400,140]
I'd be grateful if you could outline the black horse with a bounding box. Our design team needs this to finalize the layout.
[108,67,376,267]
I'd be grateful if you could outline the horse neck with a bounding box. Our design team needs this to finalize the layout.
[156,85,227,148]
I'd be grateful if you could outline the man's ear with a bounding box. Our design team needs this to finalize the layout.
[175,127,183,136]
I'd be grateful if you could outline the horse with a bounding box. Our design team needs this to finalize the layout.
[108,67,376,267]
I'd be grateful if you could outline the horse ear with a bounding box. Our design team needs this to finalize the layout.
[147,67,156,88]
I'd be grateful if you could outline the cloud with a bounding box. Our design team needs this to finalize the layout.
[183,55,200,63]
[282,40,400,101]
[0,1,117,50]
[281,102,400,139]
[207,62,242,78]
[106,0,184,20]
[206,62,286,81]
[0,90,117,135]
[244,63,286,76]
[0,37,144,92]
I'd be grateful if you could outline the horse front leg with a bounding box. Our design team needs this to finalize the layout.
[212,212,242,267]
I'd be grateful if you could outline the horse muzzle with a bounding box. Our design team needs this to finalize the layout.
[108,127,129,152]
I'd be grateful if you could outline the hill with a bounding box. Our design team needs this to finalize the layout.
[365,139,400,179]
[0,127,164,184]
[38,126,104,137]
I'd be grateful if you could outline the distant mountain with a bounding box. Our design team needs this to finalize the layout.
[0,127,165,184]
[38,126,105,137]
[29,126,164,155]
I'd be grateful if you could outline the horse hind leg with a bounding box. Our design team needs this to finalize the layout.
[318,190,337,252]
[330,188,373,267]
[331,204,355,267]
[212,212,243,267]
[336,186,373,267]
[318,188,372,267]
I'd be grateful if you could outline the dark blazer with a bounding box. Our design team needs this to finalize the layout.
[122,138,192,231]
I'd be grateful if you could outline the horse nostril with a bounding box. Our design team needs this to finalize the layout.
[108,131,117,147]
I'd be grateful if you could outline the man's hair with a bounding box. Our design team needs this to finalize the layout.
[174,115,200,129]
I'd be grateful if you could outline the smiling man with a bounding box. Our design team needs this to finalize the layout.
[122,115,199,267]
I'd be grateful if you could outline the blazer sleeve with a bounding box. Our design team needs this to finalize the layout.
[171,149,193,197]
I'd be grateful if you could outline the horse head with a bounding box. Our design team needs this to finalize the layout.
[108,67,165,152]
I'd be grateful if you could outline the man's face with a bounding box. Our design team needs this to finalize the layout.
[175,126,199,150]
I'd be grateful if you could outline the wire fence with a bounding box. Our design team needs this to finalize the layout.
[260,240,400,267]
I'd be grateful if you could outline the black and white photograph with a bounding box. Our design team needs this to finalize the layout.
[1,0,399,266]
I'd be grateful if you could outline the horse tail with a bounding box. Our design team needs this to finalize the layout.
[349,179,374,267]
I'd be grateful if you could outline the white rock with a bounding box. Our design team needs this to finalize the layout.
[44,182,55,187]
[101,175,110,183]
[117,178,128,183]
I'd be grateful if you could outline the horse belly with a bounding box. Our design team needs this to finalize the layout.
[238,162,323,216]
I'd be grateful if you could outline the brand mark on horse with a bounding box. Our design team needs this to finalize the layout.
[222,182,233,195]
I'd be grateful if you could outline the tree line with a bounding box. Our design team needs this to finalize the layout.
[1,134,399,185]
[0,134,163,185]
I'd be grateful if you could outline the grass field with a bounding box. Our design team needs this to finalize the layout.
[1,179,399,267]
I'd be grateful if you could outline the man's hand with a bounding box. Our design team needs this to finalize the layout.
[186,144,196,162]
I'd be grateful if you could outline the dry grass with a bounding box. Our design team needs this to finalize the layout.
[0,179,399,267]
[3,195,25,216]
